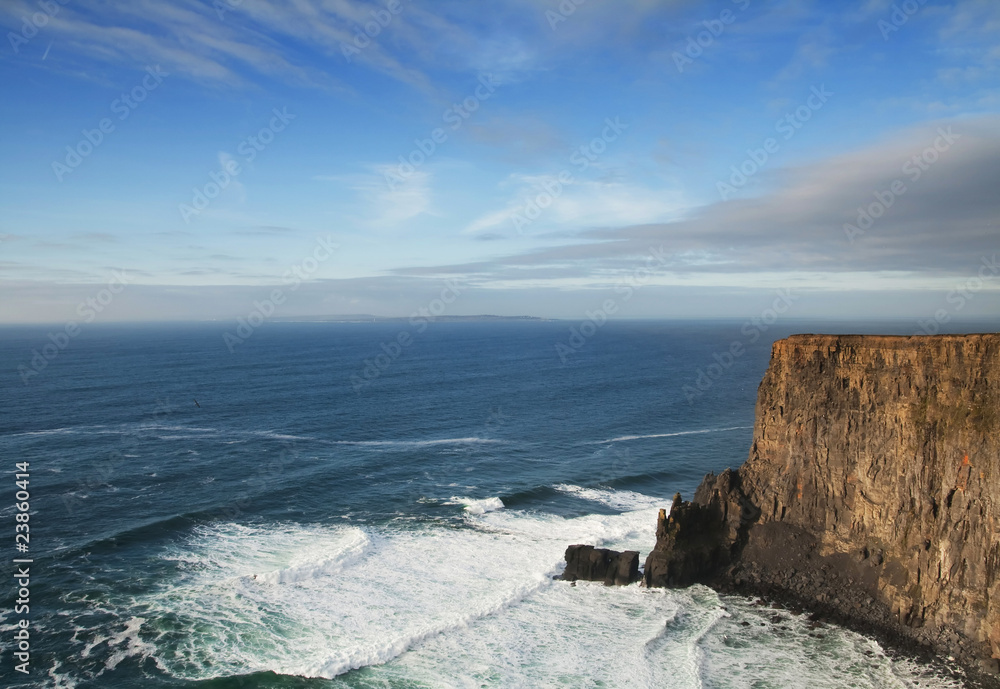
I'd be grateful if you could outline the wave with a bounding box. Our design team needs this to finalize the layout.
[446,496,505,515]
[5,423,505,453]
[305,570,550,678]
[553,484,668,513]
[249,529,372,585]
[43,508,243,564]
[50,489,964,689]
[52,492,959,689]
[68,497,661,682]
[4,425,112,438]
[596,425,752,444]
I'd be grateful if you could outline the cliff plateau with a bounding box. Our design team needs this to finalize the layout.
[644,334,1000,680]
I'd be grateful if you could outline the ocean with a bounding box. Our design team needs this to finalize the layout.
[0,319,976,688]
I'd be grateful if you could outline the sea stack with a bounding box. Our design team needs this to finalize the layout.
[644,334,1000,680]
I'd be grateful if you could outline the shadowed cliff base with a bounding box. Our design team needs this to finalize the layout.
[644,334,1000,687]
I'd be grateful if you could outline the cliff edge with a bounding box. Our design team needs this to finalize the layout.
[645,334,1000,680]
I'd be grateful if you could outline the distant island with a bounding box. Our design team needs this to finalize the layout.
[268,314,554,323]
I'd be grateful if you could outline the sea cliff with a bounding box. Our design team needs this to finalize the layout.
[644,334,1000,681]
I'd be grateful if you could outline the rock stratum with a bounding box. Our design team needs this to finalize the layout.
[644,334,1000,680]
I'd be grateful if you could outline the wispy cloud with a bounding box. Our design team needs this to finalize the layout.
[325,166,434,229]
[463,173,686,237]
[421,117,1000,284]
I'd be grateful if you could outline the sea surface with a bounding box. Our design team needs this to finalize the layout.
[1,319,987,688]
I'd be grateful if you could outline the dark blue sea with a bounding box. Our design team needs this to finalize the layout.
[1,320,980,688]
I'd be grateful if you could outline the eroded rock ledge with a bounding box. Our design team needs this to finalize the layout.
[644,334,1000,683]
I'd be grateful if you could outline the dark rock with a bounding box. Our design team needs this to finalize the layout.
[561,544,639,586]
[642,470,758,588]
[642,334,1000,685]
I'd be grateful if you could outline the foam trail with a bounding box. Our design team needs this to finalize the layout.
[332,437,504,448]
[597,426,752,443]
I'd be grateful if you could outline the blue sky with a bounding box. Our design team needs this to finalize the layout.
[1,0,998,322]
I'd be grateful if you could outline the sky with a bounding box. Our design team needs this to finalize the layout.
[1,0,999,323]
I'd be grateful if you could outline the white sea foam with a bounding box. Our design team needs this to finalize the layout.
[597,425,753,444]
[46,659,78,689]
[254,430,317,441]
[63,487,964,689]
[553,484,667,512]
[8,425,111,437]
[7,423,504,451]
[332,437,503,448]
[447,496,505,514]
[103,616,154,672]
[250,529,371,585]
[99,497,664,683]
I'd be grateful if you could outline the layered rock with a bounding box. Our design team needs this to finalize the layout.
[562,545,640,586]
[645,334,1000,679]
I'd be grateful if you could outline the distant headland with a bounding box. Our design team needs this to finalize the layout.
[268,314,554,323]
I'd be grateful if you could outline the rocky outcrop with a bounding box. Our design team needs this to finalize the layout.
[645,334,1000,680]
[562,545,640,585]
[644,470,758,587]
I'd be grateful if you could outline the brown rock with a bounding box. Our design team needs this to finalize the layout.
[645,334,1000,682]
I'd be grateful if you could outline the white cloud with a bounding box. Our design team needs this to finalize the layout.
[336,166,434,229]
[463,173,687,237]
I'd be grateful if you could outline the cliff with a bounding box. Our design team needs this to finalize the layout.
[645,334,1000,680]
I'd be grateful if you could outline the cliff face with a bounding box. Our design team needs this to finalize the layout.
[646,334,1000,677]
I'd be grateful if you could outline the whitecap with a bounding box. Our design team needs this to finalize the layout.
[447,496,505,515]
[553,484,667,513]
